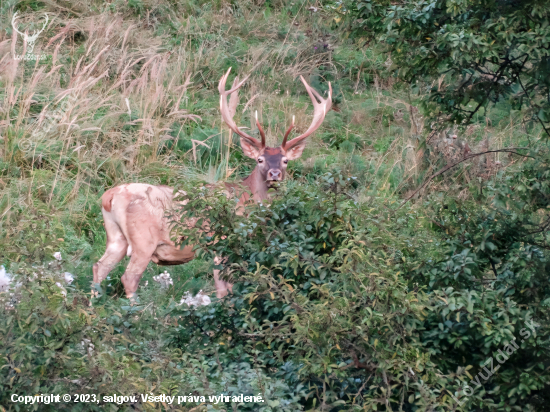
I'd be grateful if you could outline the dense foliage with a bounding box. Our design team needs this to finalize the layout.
[5,160,547,410]
[349,0,550,135]
[169,158,550,410]
[172,173,433,410]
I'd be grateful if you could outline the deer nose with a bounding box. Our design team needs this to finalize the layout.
[268,169,282,180]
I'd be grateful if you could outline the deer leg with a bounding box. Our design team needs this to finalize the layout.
[93,220,128,285]
[120,244,156,299]
[213,255,232,299]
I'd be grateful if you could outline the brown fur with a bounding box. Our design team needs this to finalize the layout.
[93,184,198,298]
[93,170,282,299]
[101,188,116,212]
[93,144,313,299]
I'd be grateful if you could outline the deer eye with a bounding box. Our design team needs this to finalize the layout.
[257,158,264,163]
[283,159,288,164]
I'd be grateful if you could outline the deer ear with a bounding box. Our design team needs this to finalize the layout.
[240,137,262,159]
[285,140,307,160]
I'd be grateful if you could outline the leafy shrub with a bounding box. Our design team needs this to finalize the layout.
[171,172,445,410]
[169,159,550,410]
[347,0,550,136]
[2,157,549,410]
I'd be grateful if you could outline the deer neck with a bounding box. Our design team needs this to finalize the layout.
[242,166,269,203]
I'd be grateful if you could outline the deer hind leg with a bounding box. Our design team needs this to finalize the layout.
[119,234,160,299]
[93,220,128,285]
[213,255,232,299]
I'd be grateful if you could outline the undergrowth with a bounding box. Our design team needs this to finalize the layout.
[0,0,549,411]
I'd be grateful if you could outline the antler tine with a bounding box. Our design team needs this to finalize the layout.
[282,76,332,150]
[255,111,266,148]
[281,115,295,149]
[31,14,48,38]
[218,67,263,147]
[40,14,49,30]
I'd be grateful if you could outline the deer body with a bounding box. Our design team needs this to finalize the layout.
[93,68,332,299]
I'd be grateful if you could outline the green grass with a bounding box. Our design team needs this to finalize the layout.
[0,0,535,285]
[1,1,547,410]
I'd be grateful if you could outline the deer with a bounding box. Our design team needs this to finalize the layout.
[92,68,332,301]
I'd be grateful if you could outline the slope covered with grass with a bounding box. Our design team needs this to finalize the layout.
[1,1,549,411]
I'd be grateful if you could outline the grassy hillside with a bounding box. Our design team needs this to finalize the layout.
[1,0,419,291]
[1,1,548,411]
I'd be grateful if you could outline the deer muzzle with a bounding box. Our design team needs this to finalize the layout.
[267,169,282,181]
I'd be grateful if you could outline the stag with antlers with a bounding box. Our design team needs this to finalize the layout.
[92,68,332,300]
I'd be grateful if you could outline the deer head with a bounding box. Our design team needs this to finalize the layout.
[11,12,49,55]
[219,68,332,194]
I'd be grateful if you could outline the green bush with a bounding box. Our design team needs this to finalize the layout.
[168,159,550,410]
[2,156,549,410]
[347,0,550,137]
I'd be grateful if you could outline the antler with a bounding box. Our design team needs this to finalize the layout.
[281,115,295,149]
[255,111,266,146]
[218,67,265,149]
[282,76,332,150]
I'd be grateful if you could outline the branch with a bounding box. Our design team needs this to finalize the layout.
[352,375,372,405]
[490,260,499,278]
[350,350,376,370]
[465,59,510,122]
[397,148,534,209]
[526,215,550,235]
[516,75,550,138]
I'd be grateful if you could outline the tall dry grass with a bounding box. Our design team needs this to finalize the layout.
[0,1,353,259]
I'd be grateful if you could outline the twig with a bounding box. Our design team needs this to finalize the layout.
[352,375,372,405]
[397,148,533,209]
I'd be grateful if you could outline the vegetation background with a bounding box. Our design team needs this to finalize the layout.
[0,0,549,410]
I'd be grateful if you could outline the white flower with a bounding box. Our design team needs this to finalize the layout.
[55,282,67,297]
[81,339,94,355]
[64,272,74,284]
[196,290,211,306]
[178,290,211,307]
[53,252,62,261]
[153,271,173,289]
[179,291,194,306]
[0,266,11,292]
